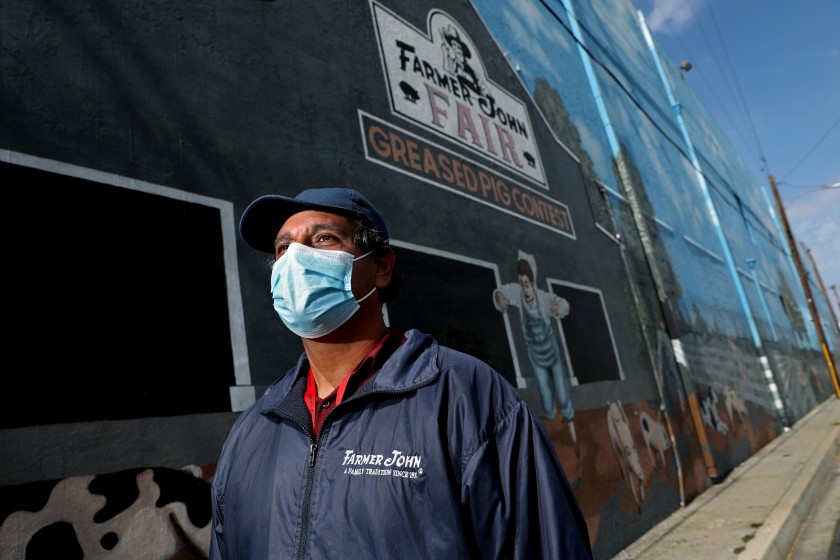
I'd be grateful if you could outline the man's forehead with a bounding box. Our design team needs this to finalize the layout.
[277,210,354,236]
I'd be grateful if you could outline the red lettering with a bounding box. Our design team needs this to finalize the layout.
[368,126,391,158]
[553,207,569,230]
[425,83,450,129]
[495,179,511,206]
[439,154,454,183]
[513,187,525,213]
[390,133,408,167]
[495,123,522,168]
[406,139,422,172]
[456,101,483,148]
[452,160,465,189]
[423,148,440,179]
[463,164,479,193]
[479,171,494,198]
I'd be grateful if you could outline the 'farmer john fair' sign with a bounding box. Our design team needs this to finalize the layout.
[370,2,545,187]
[367,2,574,237]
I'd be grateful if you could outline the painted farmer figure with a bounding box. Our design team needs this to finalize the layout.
[440,24,490,100]
[210,188,592,559]
[493,250,578,451]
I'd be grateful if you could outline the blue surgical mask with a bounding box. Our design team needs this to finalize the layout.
[270,242,376,338]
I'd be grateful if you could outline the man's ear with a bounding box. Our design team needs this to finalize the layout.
[374,250,396,288]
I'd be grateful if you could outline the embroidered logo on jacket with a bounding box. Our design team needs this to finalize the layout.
[342,449,424,479]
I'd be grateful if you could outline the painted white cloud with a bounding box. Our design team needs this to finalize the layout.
[787,189,840,292]
[644,0,697,34]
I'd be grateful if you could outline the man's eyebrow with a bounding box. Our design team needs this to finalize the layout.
[273,221,351,247]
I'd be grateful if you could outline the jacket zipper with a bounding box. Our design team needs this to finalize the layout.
[292,380,437,559]
[295,440,318,560]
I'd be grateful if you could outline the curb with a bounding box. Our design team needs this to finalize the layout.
[741,407,840,560]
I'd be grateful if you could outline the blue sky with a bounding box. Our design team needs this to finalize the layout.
[635,0,840,319]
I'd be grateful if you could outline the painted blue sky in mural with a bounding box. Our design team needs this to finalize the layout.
[471,0,838,322]
[636,0,840,313]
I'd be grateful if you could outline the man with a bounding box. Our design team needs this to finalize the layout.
[210,187,592,559]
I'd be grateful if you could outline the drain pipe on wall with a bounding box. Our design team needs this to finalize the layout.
[557,0,690,498]
[638,10,792,432]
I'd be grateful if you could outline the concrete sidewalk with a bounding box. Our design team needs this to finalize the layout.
[611,396,840,560]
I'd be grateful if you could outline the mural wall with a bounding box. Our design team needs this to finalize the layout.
[1,0,837,558]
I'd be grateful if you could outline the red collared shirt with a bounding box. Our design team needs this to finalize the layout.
[304,329,406,438]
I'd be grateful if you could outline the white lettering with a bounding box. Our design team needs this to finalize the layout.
[384,450,402,467]
[343,450,385,466]
[345,448,422,474]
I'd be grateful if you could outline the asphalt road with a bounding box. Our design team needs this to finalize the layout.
[785,447,840,560]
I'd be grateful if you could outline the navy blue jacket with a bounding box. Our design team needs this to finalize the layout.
[211,329,591,559]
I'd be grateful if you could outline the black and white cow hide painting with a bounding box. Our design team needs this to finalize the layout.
[0,466,212,559]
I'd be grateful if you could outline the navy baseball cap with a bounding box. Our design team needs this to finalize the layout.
[239,187,389,253]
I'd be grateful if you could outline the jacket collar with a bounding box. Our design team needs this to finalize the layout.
[258,329,440,419]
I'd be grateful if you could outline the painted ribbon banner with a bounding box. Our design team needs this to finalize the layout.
[361,111,574,238]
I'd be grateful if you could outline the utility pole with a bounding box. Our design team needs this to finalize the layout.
[768,174,840,397]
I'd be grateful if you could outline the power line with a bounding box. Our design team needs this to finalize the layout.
[781,114,840,182]
[702,0,767,173]
[537,0,783,248]
[658,15,762,166]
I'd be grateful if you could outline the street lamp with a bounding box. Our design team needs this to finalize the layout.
[784,182,840,208]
